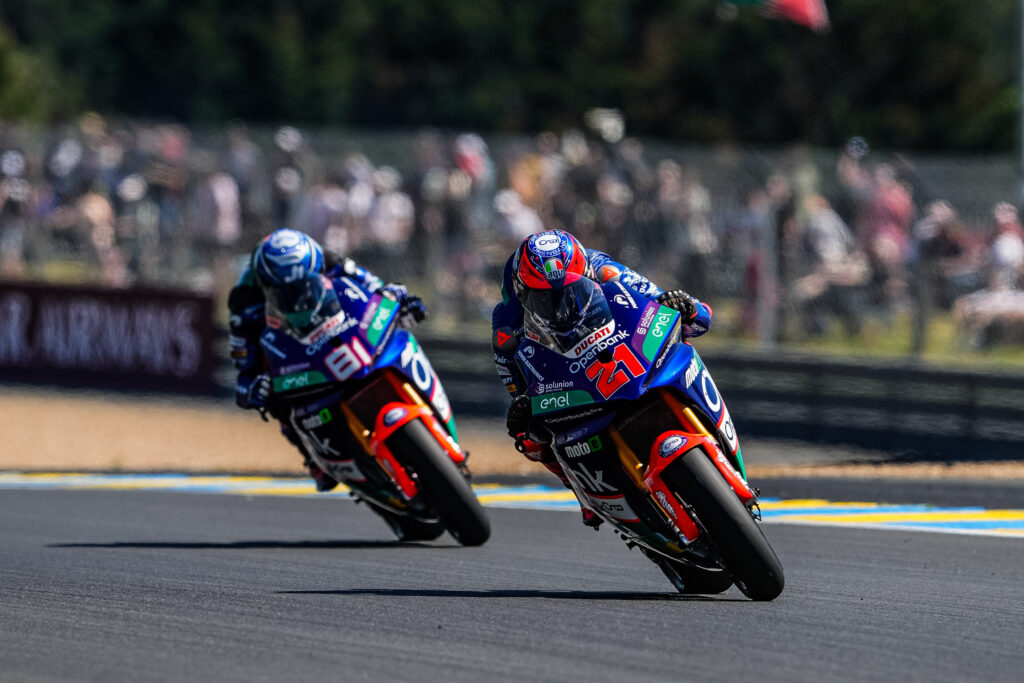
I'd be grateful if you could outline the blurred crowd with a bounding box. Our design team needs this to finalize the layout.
[1,114,1022,349]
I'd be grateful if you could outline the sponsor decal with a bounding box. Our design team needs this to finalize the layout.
[642,306,677,361]
[520,345,535,358]
[531,390,594,414]
[259,330,288,359]
[494,328,513,349]
[545,407,603,423]
[718,406,740,455]
[300,408,334,430]
[325,459,366,483]
[304,314,359,355]
[563,435,603,458]
[659,434,686,457]
[537,379,573,393]
[701,369,723,413]
[567,321,616,359]
[496,364,512,377]
[265,315,282,329]
[366,296,398,346]
[684,356,701,387]
[383,406,407,427]
[340,277,369,302]
[655,490,676,518]
[229,314,242,328]
[571,463,617,493]
[635,303,657,336]
[543,258,565,280]
[359,299,381,330]
[567,328,629,374]
[611,282,637,309]
[279,361,311,375]
[273,370,328,392]
[531,232,562,254]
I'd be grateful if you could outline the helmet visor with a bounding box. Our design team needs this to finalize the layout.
[265,274,342,337]
[522,278,612,352]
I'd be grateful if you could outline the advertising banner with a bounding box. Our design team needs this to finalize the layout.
[0,281,217,393]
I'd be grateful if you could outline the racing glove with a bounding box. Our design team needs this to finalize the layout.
[399,295,428,326]
[656,289,700,319]
[381,283,428,326]
[238,373,274,421]
[506,394,532,439]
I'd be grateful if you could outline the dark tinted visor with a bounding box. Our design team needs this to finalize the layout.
[522,278,612,351]
[264,275,342,336]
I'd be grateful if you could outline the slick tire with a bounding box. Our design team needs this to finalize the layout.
[664,448,785,601]
[387,419,491,547]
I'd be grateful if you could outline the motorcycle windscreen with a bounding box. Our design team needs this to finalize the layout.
[522,278,613,353]
[264,274,343,338]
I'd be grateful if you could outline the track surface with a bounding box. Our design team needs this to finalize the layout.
[3,487,1024,682]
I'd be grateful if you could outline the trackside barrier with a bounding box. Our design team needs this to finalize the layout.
[412,337,1024,461]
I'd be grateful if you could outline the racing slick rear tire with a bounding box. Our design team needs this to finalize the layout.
[664,448,785,601]
[387,418,491,547]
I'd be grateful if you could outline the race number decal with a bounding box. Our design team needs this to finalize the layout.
[584,344,645,399]
[324,338,372,381]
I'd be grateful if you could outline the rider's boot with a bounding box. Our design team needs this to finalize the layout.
[307,458,338,492]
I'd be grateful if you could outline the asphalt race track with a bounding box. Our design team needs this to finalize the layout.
[2,484,1023,683]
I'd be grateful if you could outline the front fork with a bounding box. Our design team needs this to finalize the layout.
[618,404,757,544]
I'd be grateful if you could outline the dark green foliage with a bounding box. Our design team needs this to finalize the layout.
[0,0,1018,149]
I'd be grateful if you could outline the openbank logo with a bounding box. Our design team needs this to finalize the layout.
[531,390,594,414]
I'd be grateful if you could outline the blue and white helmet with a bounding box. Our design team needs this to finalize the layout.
[253,229,341,337]
[252,228,325,286]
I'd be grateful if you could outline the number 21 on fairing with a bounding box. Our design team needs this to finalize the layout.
[585,344,645,399]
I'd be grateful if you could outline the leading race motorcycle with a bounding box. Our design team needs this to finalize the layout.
[259,279,491,546]
[514,279,784,599]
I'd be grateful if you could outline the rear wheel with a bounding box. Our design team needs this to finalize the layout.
[386,419,491,546]
[664,448,784,601]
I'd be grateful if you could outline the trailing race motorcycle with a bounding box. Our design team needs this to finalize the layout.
[259,279,490,546]
[515,279,784,599]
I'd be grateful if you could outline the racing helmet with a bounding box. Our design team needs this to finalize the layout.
[514,230,608,351]
[253,229,340,336]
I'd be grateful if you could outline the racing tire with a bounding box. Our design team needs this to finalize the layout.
[664,448,785,601]
[364,501,445,542]
[387,418,491,547]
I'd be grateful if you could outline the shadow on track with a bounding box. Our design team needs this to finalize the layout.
[280,587,743,602]
[49,539,452,550]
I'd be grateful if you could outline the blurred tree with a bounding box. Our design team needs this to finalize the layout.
[0,22,78,120]
[0,0,1018,150]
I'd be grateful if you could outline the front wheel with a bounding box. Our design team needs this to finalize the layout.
[386,419,491,546]
[664,448,784,601]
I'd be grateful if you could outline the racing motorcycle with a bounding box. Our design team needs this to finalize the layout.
[259,280,490,546]
[514,279,784,599]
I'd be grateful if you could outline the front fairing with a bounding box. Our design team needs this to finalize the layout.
[517,280,741,462]
[261,277,455,435]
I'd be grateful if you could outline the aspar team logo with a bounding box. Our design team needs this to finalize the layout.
[530,232,563,254]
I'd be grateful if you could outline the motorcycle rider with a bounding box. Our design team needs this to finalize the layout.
[229,228,426,491]
[493,229,713,528]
